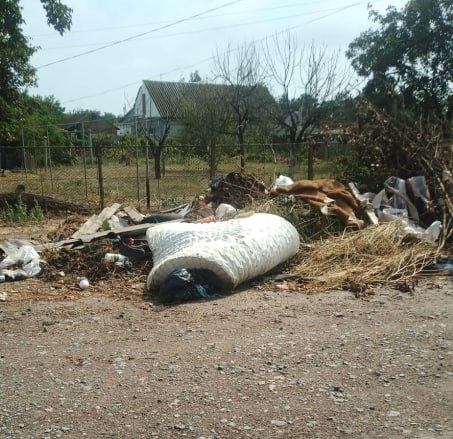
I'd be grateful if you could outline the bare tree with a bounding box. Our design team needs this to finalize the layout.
[144,117,171,180]
[265,33,354,179]
[212,42,271,172]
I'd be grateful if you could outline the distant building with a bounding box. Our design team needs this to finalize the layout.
[119,80,275,137]
[62,112,119,142]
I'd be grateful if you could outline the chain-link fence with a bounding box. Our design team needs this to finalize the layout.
[0,142,346,211]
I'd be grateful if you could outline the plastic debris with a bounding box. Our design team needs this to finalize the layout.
[157,268,221,304]
[78,276,90,289]
[0,244,43,281]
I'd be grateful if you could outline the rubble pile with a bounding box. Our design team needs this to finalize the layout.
[204,172,268,209]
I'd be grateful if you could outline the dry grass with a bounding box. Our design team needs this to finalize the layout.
[288,221,442,295]
[253,198,348,243]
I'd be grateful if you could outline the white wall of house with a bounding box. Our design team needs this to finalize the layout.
[115,123,132,136]
[132,83,160,119]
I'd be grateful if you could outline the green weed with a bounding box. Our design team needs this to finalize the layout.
[0,196,44,224]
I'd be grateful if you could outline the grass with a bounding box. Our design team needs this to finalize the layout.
[0,157,334,211]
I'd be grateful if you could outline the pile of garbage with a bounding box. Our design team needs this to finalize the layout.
[204,172,268,209]
[1,171,451,304]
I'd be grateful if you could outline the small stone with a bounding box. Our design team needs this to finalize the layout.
[387,410,400,417]
[271,419,287,427]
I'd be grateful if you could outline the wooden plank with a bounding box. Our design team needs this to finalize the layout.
[348,182,379,225]
[71,214,97,238]
[38,218,188,251]
[77,219,187,241]
[71,203,122,238]
[123,205,144,223]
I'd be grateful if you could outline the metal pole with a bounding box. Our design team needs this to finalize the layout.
[82,122,88,199]
[44,136,48,173]
[145,116,150,209]
[89,129,94,165]
[21,122,28,178]
[47,125,54,189]
[135,116,140,203]
[96,141,104,209]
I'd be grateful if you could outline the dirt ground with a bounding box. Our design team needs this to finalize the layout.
[1,216,453,439]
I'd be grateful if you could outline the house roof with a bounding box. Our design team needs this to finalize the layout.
[142,80,275,119]
[62,113,118,135]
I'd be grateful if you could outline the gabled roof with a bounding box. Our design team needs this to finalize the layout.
[142,80,275,119]
[62,112,118,135]
[143,80,230,119]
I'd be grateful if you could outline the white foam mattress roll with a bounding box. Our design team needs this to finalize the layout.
[146,213,300,292]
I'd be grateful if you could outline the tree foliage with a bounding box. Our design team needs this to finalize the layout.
[347,0,453,121]
[0,0,72,144]
[340,0,453,242]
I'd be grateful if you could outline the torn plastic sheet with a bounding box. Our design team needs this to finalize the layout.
[0,244,43,280]
[357,176,441,244]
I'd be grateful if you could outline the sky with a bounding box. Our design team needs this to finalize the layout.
[21,0,408,116]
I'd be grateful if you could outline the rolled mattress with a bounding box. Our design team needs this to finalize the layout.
[146,212,300,292]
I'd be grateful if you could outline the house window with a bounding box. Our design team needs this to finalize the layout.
[142,93,146,116]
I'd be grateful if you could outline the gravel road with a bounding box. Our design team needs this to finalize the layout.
[1,275,452,438]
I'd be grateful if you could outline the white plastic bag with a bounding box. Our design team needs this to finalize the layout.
[0,245,43,277]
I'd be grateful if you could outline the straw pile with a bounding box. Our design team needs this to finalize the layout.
[253,198,347,242]
[288,221,441,295]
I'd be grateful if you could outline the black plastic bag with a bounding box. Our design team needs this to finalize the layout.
[156,268,222,304]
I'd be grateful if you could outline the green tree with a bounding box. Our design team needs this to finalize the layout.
[346,0,453,121]
[0,0,72,146]
[338,0,453,242]
[20,94,76,167]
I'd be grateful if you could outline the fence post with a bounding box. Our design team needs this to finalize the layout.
[21,121,27,178]
[46,125,54,190]
[209,140,216,180]
[81,123,88,199]
[307,140,314,180]
[96,141,104,209]
[134,117,140,204]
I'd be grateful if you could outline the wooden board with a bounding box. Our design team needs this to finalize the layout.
[37,218,188,251]
[71,203,122,238]
[348,182,379,225]
[123,205,144,223]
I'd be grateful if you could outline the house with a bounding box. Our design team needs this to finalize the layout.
[62,112,119,142]
[119,80,276,138]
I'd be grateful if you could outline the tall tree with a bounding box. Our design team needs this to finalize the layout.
[0,0,72,145]
[346,0,453,122]
[212,42,272,172]
[265,34,353,179]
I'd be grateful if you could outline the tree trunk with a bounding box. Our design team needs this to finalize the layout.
[153,146,163,180]
[288,142,297,179]
[240,144,245,173]
[209,140,216,180]
[307,141,314,180]
[238,128,246,173]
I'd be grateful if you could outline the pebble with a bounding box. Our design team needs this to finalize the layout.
[387,410,401,417]
[270,419,287,427]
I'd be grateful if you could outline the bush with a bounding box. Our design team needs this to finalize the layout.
[0,196,44,224]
